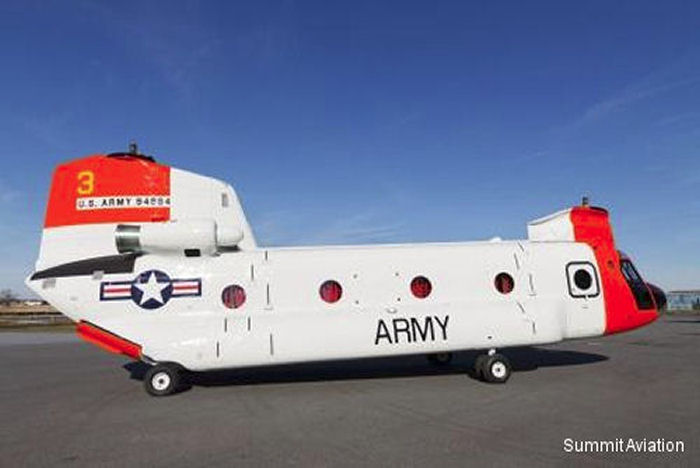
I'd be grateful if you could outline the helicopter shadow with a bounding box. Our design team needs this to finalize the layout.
[666,318,700,323]
[123,346,608,391]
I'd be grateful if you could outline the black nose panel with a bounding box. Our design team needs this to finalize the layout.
[647,283,667,311]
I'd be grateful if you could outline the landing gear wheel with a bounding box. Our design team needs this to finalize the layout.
[480,354,512,384]
[427,352,453,366]
[144,363,183,396]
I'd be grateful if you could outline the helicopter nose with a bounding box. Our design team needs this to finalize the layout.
[647,283,667,311]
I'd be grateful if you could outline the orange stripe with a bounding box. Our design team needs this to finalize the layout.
[76,321,142,359]
[44,154,170,228]
[570,206,657,334]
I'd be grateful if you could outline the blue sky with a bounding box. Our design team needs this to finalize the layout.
[0,0,698,295]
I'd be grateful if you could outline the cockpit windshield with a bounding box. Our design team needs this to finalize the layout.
[620,258,654,310]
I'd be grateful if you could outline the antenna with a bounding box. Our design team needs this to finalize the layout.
[581,196,590,207]
[129,140,139,155]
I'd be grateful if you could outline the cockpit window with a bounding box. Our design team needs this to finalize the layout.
[620,259,654,310]
[621,261,641,283]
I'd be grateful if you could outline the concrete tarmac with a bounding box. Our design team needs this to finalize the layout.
[1,315,698,467]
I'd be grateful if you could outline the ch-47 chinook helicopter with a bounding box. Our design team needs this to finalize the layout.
[26,146,663,396]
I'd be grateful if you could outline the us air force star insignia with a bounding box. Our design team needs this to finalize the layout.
[130,270,173,309]
[133,271,170,307]
[99,270,202,309]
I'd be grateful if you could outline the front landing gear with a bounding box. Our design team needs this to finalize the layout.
[144,363,187,396]
[474,351,512,383]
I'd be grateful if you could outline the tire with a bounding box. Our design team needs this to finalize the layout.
[144,363,183,397]
[427,352,453,365]
[481,354,512,384]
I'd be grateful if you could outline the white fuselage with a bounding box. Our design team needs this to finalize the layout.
[35,240,604,371]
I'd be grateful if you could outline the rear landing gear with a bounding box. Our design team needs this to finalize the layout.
[426,352,453,365]
[144,363,187,396]
[474,351,511,383]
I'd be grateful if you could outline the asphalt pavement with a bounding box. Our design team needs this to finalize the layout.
[1,315,698,467]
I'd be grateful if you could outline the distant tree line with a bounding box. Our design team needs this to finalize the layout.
[1,288,18,306]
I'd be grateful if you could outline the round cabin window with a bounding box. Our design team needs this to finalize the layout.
[221,285,246,309]
[573,269,593,290]
[410,276,432,299]
[494,272,514,294]
[320,280,343,303]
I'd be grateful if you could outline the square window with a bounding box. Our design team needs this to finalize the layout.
[566,262,600,298]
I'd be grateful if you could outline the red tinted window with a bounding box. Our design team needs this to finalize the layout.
[494,273,514,294]
[410,276,432,299]
[320,280,343,303]
[222,284,246,309]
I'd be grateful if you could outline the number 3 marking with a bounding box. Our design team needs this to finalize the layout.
[77,171,95,195]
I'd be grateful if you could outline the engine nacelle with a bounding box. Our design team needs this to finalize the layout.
[115,219,242,256]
